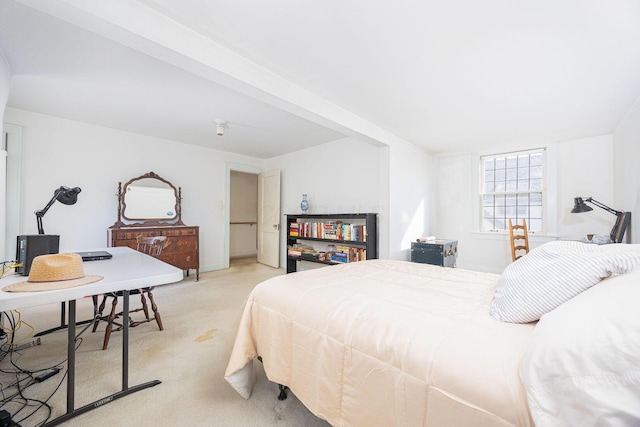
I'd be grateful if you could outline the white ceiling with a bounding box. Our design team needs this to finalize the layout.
[1,0,640,158]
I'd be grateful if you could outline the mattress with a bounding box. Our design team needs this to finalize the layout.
[225,259,535,426]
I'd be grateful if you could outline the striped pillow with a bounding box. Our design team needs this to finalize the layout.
[490,241,640,323]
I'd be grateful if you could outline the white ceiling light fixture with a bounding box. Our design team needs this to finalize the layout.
[215,119,227,136]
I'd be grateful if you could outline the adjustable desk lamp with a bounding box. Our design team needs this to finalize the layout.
[571,197,631,243]
[16,186,81,276]
[35,186,82,234]
[25,186,85,337]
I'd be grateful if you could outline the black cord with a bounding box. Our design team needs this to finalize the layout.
[0,312,83,426]
[14,339,82,425]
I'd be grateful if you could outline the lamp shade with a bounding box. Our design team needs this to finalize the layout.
[56,186,81,205]
[571,197,593,213]
[36,186,82,234]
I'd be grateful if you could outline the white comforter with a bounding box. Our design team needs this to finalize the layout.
[225,259,535,427]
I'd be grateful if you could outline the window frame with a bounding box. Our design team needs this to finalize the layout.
[479,148,547,234]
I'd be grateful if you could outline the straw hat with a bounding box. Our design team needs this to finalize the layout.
[3,253,103,292]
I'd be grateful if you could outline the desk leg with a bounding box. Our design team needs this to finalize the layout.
[43,294,161,427]
[123,289,129,389]
[61,302,66,329]
[67,300,76,413]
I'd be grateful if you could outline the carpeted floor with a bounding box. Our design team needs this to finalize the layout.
[0,257,332,426]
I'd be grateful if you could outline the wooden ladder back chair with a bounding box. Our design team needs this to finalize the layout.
[93,235,167,350]
[508,218,529,262]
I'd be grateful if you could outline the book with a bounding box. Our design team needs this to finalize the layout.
[289,222,299,237]
[331,252,348,263]
[287,247,302,257]
[335,245,351,254]
[350,248,360,263]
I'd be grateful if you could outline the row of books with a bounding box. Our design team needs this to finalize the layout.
[334,245,367,263]
[289,221,367,242]
[287,245,367,263]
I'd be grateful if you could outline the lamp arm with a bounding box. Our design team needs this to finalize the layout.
[34,187,65,234]
[585,198,621,216]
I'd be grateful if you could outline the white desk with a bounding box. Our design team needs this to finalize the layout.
[0,247,183,426]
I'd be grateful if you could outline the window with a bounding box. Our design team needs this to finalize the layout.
[481,149,544,232]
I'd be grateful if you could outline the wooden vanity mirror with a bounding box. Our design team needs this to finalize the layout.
[113,171,183,227]
[109,171,200,280]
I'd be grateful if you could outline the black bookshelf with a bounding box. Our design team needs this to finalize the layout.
[286,213,378,273]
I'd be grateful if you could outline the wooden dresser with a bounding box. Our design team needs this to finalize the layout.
[108,225,199,280]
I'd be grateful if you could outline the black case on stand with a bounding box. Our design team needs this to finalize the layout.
[15,234,60,276]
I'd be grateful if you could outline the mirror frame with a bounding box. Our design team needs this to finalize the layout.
[112,171,183,227]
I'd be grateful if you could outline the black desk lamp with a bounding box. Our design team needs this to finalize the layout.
[16,186,81,276]
[571,197,631,243]
[35,186,81,234]
[21,186,83,335]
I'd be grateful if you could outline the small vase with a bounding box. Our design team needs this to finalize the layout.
[300,194,309,214]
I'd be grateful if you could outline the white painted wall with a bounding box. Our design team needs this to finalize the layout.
[556,135,614,239]
[0,50,10,131]
[613,95,640,244]
[0,49,12,261]
[2,109,395,272]
[6,100,622,276]
[265,136,435,266]
[266,137,383,266]
[387,140,435,260]
[435,135,614,273]
[3,107,265,272]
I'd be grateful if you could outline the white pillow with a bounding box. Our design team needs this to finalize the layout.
[490,241,640,323]
[520,268,640,426]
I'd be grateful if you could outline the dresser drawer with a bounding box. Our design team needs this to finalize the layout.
[108,225,200,280]
[111,231,149,240]
[161,227,198,237]
[163,236,197,253]
[110,229,160,241]
[162,252,198,270]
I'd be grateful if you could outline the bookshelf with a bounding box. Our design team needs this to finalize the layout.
[286,213,378,273]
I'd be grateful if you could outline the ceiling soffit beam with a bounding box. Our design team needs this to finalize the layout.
[17,0,419,151]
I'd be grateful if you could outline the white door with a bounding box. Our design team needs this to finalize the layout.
[257,170,281,268]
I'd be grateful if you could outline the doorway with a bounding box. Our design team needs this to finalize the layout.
[229,170,258,263]
[227,167,281,269]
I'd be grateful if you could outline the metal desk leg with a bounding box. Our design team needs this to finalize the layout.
[123,289,129,389]
[67,300,76,412]
[43,294,161,426]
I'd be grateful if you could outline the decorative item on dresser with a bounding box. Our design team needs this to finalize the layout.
[107,171,200,280]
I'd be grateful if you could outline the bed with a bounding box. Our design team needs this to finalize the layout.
[225,241,640,426]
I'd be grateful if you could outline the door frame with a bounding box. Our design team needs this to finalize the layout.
[2,123,22,261]
[225,162,264,269]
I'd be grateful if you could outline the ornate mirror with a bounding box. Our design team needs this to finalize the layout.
[112,171,183,227]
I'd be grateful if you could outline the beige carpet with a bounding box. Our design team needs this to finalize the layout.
[0,258,332,426]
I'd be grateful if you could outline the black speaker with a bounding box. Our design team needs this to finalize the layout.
[15,235,60,276]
